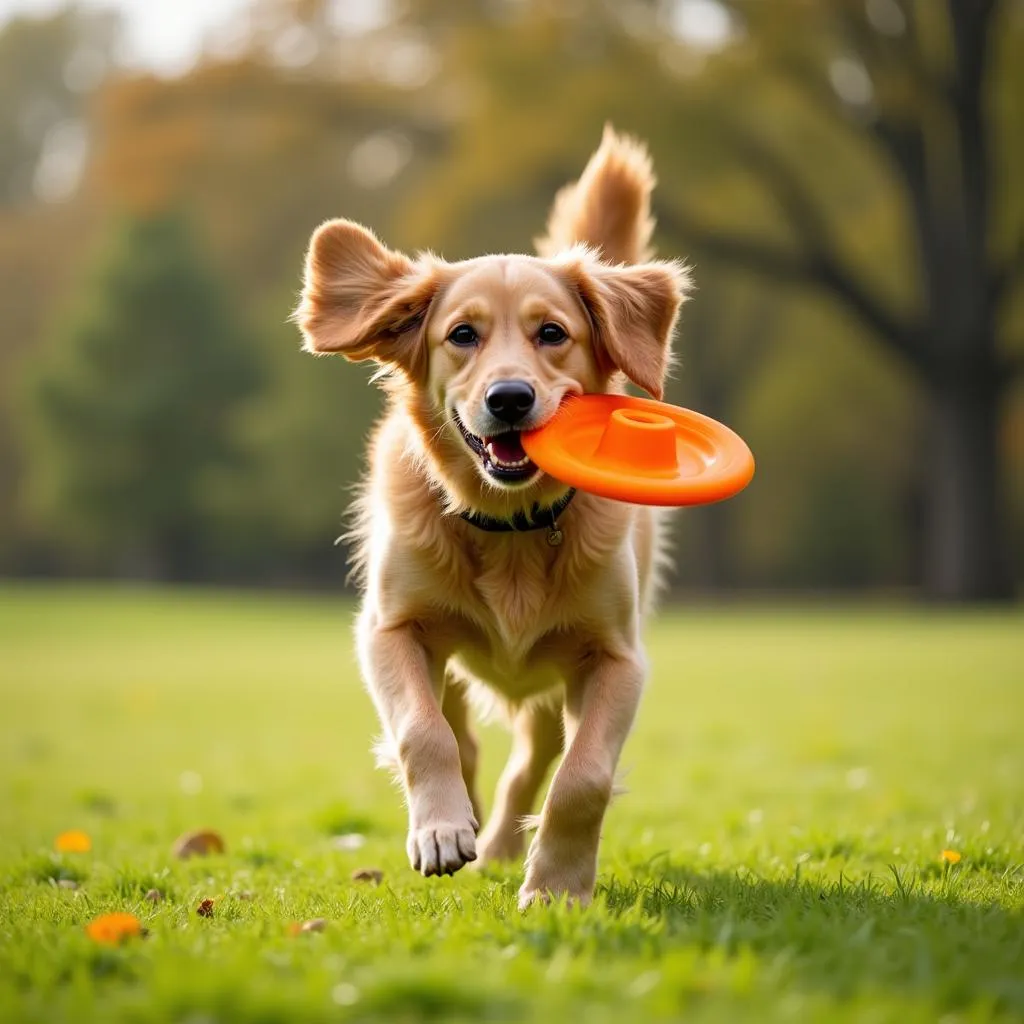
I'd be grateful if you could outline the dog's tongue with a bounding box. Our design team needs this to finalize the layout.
[488,432,526,463]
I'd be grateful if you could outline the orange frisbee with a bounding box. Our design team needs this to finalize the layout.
[522,395,754,506]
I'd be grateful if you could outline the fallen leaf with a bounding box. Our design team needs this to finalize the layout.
[54,830,91,853]
[289,918,327,936]
[196,899,215,918]
[940,849,962,865]
[351,868,384,885]
[144,889,163,903]
[172,829,226,859]
[86,913,144,945]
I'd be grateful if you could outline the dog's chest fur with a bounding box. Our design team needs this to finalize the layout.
[415,526,599,694]
[357,414,644,704]
[413,504,643,706]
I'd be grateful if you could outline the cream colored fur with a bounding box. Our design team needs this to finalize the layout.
[295,127,690,907]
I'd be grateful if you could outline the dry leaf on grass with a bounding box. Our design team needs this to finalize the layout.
[351,868,384,885]
[196,899,216,918]
[288,918,327,935]
[54,830,92,853]
[172,829,226,859]
[86,913,145,945]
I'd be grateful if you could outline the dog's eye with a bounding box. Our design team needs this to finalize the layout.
[538,322,568,346]
[447,324,479,348]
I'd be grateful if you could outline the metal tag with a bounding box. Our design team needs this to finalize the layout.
[547,528,564,547]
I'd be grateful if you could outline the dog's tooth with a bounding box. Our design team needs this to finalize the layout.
[483,445,533,470]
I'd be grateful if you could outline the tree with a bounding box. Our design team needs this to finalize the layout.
[397,0,1022,601]
[0,6,117,572]
[659,0,1023,600]
[24,212,259,579]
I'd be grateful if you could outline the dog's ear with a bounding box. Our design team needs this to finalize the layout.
[295,219,438,376]
[561,255,690,400]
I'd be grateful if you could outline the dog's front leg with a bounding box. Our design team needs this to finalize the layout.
[518,649,644,908]
[358,614,478,876]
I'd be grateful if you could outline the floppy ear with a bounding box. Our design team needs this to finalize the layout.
[562,255,690,400]
[294,219,438,376]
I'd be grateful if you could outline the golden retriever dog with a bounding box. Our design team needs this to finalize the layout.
[295,127,689,907]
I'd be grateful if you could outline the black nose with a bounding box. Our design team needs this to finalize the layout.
[485,379,536,425]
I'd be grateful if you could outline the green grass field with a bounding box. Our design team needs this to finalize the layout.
[1,584,1022,1023]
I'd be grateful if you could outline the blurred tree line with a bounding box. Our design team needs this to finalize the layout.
[1,0,1021,599]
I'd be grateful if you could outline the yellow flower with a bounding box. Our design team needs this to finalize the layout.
[86,913,144,945]
[54,830,92,853]
[940,849,962,865]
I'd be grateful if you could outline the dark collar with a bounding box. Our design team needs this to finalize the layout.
[459,488,576,535]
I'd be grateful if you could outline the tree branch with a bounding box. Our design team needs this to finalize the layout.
[659,204,926,373]
[768,45,940,337]
[717,127,835,254]
[666,118,926,370]
[771,48,932,217]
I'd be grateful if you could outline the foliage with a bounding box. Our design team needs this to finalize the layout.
[0,1,1021,593]
[23,212,259,578]
[0,585,1021,1021]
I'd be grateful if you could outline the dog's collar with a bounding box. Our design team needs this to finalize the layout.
[459,488,576,547]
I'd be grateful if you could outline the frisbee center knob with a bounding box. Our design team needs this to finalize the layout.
[594,408,678,473]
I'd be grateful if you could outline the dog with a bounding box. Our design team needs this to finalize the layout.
[295,127,690,907]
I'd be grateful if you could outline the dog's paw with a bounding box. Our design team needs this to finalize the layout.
[517,835,596,908]
[407,822,477,876]
[517,880,591,910]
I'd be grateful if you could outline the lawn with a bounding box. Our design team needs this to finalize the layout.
[0,584,1022,1023]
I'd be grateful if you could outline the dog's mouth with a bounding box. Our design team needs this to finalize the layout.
[452,412,540,485]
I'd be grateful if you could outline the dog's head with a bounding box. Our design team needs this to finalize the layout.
[295,219,689,505]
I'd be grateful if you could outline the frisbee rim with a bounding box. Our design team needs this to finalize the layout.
[521,394,755,507]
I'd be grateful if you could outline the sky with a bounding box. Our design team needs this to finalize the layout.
[0,0,251,74]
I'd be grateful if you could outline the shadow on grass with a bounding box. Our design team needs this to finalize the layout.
[592,863,1024,1016]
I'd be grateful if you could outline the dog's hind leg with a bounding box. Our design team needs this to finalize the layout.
[441,679,483,824]
[476,700,564,864]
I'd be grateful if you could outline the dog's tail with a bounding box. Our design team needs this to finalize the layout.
[535,125,657,266]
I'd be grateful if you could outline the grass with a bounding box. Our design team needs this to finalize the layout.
[0,583,1022,1023]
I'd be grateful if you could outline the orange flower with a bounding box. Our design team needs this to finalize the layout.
[86,913,144,945]
[55,830,92,853]
[940,849,962,864]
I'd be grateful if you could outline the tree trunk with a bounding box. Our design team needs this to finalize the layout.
[922,371,1013,601]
